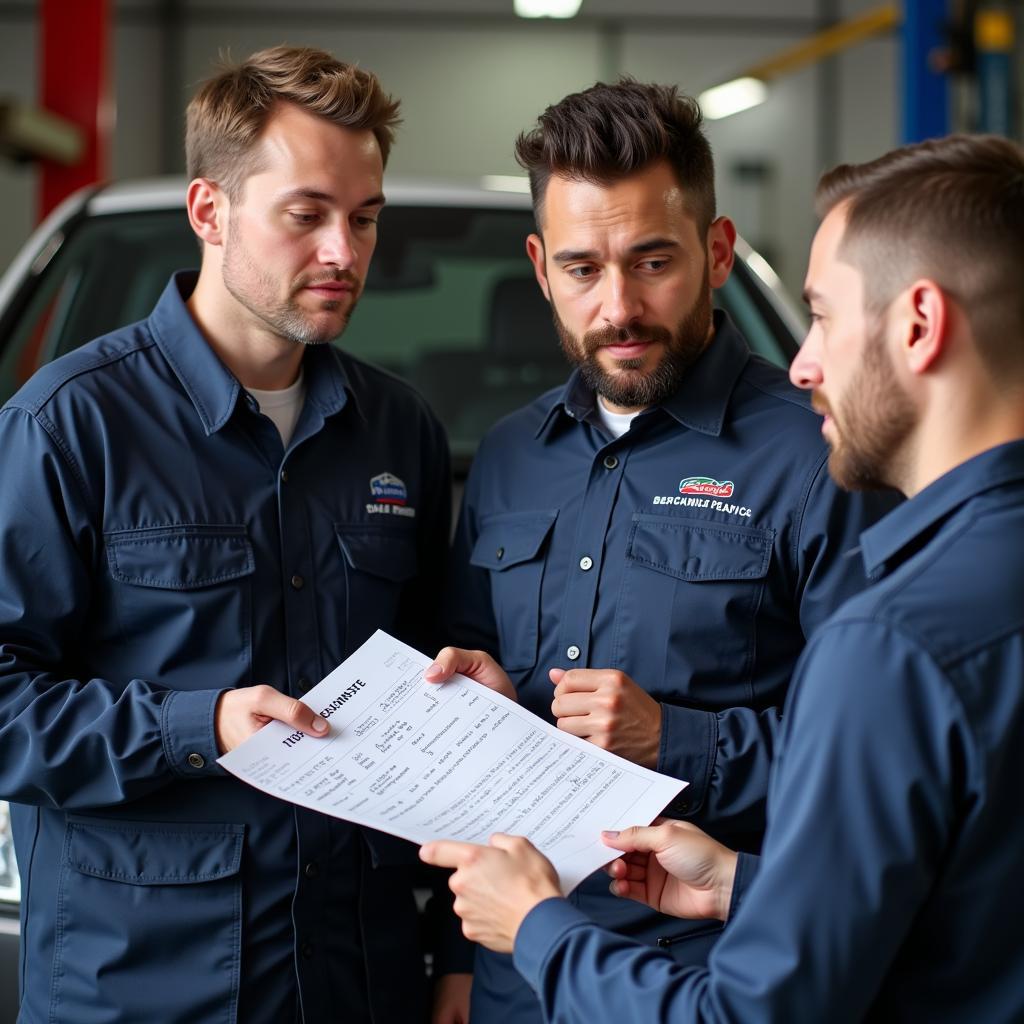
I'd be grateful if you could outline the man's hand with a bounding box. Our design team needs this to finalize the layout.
[214,685,328,754]
[549,668,662,767]
[420,835,561,954]
[602,819,738,922]
[425,647,518,703]
[431,972,472,1024]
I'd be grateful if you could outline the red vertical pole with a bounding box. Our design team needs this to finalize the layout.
[38,0,112,222]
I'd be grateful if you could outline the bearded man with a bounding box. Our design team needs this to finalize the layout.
[439,78,896,1024]
[427,129,1024,1024]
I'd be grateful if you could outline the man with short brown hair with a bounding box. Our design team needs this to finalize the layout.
[0,46,468,1023]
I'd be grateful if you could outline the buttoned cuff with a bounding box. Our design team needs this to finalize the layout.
[656,703,718,817]
[726,851,761,920]
[161,687,227,777]
[513,898,592,992]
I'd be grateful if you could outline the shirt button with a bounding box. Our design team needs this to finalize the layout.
[566,645,580,661]
[280,468,289,483]
[187,752,205,769]
[603,454,619,470]
[304,861,319,879]
[291,574,304,590]
[579,556,593,571]
[298,676,313,693]
[496,547,505,560]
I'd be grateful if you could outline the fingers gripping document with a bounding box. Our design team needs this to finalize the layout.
[218,630,686,892]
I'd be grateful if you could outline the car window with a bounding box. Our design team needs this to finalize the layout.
[0,205,795,460]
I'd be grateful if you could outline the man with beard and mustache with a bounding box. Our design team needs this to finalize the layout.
[0,47,471,1024]
[423,130,1024,1024]
[432,79,896,1024]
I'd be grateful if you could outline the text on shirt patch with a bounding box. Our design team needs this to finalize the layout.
[366,472,417,518]
[651,475,752,517]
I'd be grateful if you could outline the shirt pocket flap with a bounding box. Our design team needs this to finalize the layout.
[336,524,417,583]
[64,817,245,886]
[627,515,773,582]
[105,526,254,589]
[469,510,558,571]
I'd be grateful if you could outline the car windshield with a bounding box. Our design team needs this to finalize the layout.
[0,204,795,463]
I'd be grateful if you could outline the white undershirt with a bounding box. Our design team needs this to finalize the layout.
[248,371,306,448]
[595,395,640,439]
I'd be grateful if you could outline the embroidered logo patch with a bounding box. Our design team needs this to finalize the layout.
[369,472,408,505]
[679,476,735,498]
[366,473,416,518]
[652,475,752,518]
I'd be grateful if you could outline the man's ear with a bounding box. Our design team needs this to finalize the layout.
[897,279,948,376]
[186,178,228,247]
[526,233,550,302]
[706,216,736,289]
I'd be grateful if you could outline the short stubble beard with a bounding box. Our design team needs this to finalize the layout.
[550,263,714,410]
[221,217,359,347]
[816,318,916,491]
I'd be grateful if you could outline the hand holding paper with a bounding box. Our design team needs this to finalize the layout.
[218,630,687,893]
[419,834,562,954]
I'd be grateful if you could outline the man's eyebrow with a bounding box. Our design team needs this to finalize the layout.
[629,238,680,255]
[551,248,598,263]
[276,188,386,208]
[551,238,680,264]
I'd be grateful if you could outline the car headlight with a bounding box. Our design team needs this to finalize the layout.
[0,802,20,904]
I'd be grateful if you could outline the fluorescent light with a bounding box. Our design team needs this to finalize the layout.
[698,77,767,120]
[514,0,583,18]
[481,175,532,194]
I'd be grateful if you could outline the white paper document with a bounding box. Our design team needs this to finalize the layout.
[218,630,687,892]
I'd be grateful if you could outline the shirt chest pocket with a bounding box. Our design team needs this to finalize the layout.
[617,514,774,706]
[470,510,558,672]
[104,524,255,688]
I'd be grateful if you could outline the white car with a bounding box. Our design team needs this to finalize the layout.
[0,176,804,1022]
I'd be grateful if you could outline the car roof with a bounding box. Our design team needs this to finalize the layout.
[86,176,536,215]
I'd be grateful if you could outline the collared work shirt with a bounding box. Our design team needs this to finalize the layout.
[514,440,1024,1023]
[0,274,452,1023]
[448,314,895,1018]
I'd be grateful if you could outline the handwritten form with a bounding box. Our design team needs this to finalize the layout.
[219,630,686,892]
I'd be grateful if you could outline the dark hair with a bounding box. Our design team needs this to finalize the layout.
[816,133,1024,378]
[186,45,401,198]
[514,77,716,232]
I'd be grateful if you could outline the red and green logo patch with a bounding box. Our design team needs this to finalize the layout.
[679,476,735,498]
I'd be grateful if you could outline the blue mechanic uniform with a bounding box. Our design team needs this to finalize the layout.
[448,311,897,1022]
[0,273,458,1023]
[512,439,1024,1023]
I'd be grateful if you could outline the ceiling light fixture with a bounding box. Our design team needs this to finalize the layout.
[514,0,583,19]
[698,77,768,120]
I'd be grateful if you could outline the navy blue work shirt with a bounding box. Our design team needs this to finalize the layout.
[0,274,454,1023]
[513,439,1024,1023]
[447,312,896,1019]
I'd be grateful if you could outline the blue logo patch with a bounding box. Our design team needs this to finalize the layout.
[370,472,408,505]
